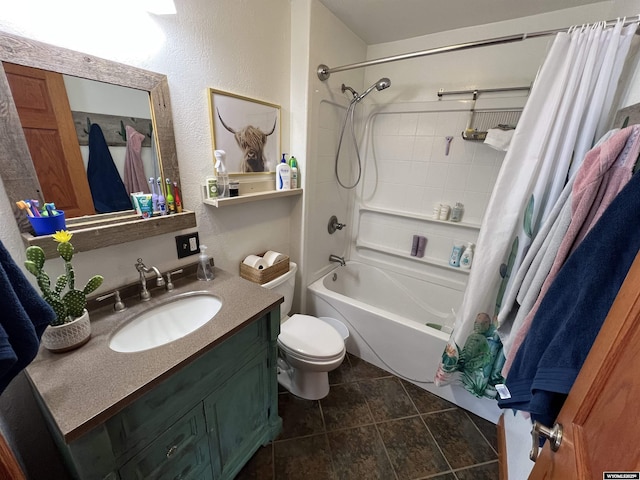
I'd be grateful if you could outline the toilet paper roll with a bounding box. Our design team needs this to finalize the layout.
[242,254,267,270]
[263,250,287,267]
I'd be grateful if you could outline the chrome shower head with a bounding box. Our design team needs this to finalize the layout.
[356,77,392,102]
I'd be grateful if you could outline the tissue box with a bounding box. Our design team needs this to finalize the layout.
[239,252,290,285]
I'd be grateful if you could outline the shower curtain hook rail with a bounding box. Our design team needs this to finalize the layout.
[317,16,640,81]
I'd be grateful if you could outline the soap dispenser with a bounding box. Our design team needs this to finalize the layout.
[197,245,214,281]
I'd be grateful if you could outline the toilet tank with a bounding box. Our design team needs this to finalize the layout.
[261,262,297,319]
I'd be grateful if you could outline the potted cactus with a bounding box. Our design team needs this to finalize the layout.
[24,230,103,352]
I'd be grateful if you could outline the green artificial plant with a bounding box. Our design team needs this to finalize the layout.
[24,230,104,326]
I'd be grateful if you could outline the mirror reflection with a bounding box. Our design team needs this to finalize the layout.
[4,62,161,218]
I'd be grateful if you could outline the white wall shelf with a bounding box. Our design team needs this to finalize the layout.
[203,188,303,207]
[359,206,481,230]
[356,240,471,274]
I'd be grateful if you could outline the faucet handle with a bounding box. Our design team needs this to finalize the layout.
[166,269,183,291]
[96,289,126,312]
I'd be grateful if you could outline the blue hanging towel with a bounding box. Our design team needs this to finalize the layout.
[498,169,640,428]
[0,241,55,393]
[87,123,133,213]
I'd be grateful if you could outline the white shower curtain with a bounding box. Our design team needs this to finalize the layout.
[434,19,637,398]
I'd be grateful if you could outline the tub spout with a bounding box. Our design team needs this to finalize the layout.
[329,254,346,267]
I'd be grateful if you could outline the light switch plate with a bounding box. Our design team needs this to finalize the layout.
[175,232,200,258]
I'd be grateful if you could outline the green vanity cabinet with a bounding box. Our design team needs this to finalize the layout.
[38,308,282,480]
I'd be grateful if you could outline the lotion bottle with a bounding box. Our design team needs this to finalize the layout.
[276,153,291,191]
[460,242,475,269]
[197,245,214,281]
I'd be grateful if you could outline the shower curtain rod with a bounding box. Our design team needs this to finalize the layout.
[317,17,640,81]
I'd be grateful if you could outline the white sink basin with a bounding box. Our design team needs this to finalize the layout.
[109,293,222,353]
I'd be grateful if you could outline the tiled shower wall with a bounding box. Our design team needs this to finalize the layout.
[352,104,509,285]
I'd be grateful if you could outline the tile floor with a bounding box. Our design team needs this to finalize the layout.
[236,354,499,480]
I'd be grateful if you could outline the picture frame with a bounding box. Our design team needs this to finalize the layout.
[208,88,281,174]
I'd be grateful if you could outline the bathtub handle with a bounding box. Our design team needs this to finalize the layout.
[328,215,347,234]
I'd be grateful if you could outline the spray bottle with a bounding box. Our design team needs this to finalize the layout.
[214,150,229,198]
[197,245,214,281]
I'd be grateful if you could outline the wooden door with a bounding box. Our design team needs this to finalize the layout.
[528,250,640,479]
[4,62,95,218]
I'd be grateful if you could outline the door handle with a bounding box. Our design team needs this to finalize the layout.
[529,420,563,461]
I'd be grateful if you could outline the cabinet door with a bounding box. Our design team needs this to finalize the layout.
[204,353,269,480]
[119,406,210,480]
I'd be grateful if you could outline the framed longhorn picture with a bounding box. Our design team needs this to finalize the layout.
[208,88,281,174]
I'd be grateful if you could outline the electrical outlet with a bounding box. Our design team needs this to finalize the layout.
[175,232,200,259]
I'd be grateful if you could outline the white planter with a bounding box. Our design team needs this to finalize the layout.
[42,309,91,353]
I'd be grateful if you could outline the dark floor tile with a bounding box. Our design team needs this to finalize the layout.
[422,409,497,469]
[320,382,373,430]
[329,355,353,385]
[359,377,417,421]
[327,425,394,480]
[277,392,324,440]
[377,416,449,479]
[465,411,498,451]
[454,461,500,480]
[429,474,456,480]
[347,354,392,381]
[235,444,273,480]
[274,434,335,480]
[401,379,456,413]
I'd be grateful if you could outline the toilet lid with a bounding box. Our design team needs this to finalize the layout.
[278,314,344,360]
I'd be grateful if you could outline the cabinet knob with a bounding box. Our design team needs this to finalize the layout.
[166,445,178,458]
[529,420,563,461]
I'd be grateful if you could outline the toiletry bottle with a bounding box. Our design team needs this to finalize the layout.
[449,243,463,267]
[165,178,176,214]
[197,245,214,281]
[276,153,291,191]
[439,204,451,221]
[214,150,229,198]
[289,156,298,189]
[451,202,464,222]
[460,242,475,269]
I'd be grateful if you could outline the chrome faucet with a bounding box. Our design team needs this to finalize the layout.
[329,254,346,267]
[135,258,165,301]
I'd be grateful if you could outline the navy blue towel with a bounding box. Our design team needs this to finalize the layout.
[499,168,640,427]
[87,123,133,213]
[0,241,55,393]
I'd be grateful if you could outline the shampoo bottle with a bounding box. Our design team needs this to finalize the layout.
[289,156,298,189]
[276,153,291,191]
[460,242,475,269]
[197,245,214,281]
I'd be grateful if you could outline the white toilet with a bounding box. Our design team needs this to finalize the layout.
[261,262,348,400]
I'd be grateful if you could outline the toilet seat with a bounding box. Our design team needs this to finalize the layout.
[278,314,345,361]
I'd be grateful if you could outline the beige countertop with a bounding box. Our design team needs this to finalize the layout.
[25,268,283,443]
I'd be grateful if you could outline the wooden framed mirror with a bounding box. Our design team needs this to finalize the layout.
[0,31,196,257]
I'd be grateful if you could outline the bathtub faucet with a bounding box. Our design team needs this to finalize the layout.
[329,254,346,267]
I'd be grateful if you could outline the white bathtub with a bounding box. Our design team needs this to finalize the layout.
[307,261,501,422]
